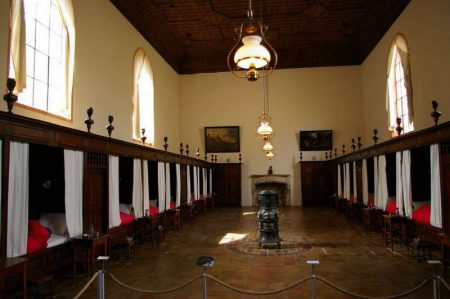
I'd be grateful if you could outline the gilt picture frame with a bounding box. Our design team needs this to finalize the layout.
[205,126,240,153]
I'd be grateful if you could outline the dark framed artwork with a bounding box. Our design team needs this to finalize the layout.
[205,126,240,153]
[300,130,332,151]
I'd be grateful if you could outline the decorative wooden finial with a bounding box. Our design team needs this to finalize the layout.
[141,128,147,145]
[163,137,168,151]
[300,152,303,161]
[431,100,441,126]
[334,148,338,157]
[357,137,362,150]
[395,117,403,136]
[3,78,18,113]
[84,107,94,133]
[329,151,333,159]
[196,148,200,159]
[351,138,356,152]
[185,144,189,156]
[214,155,218,163]
[179,143,184,155]
[239,153,242,163]
[342,144,345,155]
[372,129,379,144]
[106,115,114,138]
[325,152,328,160]
[204,153,208,161]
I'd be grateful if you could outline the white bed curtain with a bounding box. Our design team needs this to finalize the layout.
[132,159,143,218]
[64,150,83,237]
[395,152,403,215]
[337,165,342,196]
[209,169,213,196]
[202,168,207,197]
[157,162,166,212]
[352,161,357,200]
[108,156,120,228]
[345,163,351,200]
[373,157,379,207]
[197,167,201,199]
[176,164,181,207]
[165,163,171,209]
[362,159,369,205]
[0,140,2,234]
[193,166,199,200]
[377,155,389,210]
[142,160,150,215]
[430,144,442,228]
[402,150,413,218]
[7,142,29,257]
[187,165,192,204]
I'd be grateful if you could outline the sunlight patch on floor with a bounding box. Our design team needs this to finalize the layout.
[242,211,257,216]
[218,233,247,244]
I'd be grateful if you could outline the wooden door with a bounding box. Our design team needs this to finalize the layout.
[213,164,228,206]
[301,162,331,206]
[227,164,241,206]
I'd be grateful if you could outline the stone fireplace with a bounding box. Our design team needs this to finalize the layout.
[250,175,290,206]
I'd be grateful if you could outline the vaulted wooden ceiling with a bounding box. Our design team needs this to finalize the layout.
[110,0,410,74]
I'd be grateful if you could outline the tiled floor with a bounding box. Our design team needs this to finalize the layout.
[55,207,446,298]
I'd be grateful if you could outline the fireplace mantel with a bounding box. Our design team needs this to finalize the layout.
[250,175,290,206]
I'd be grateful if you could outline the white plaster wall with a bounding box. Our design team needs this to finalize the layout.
[361,0,450,144]
[0,0,180,148]
[180,67,363,206]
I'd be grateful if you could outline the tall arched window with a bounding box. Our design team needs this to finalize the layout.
[132,48,154,145]
[386,34,413,135]
[9,0,75,119]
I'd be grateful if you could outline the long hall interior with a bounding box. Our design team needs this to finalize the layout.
[0,0,450,298]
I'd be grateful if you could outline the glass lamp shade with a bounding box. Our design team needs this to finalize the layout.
[234,35,271,69]
[266,151,274,159]
[257,120,273,137]
[263,140,273,152]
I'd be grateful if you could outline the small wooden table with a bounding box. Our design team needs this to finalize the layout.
[0,257,27,299]
[73,234,109,276]
[382,214,405,251]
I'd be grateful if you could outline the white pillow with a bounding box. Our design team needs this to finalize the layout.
[119,204,133,214]
[39,213,68,236]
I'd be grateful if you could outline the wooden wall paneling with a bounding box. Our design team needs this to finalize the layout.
[180,164,187,204]
[356,160,363,202]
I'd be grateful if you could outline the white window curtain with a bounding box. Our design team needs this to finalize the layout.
[197,167,201,199]
[395,152,403,216]
[209,169,213,196]
[176,164,181,207]
[337,165,342,196]
[202,168,207,197]
[142,160,150,215]
[345,163,351,200]
[9,0,26,93]
[132,159,143,218]
[64,149,83,237]
[374,157,379,207]
[352,162,357,200]
[193,166,199,200]
[377,155,389,210]
[430,144,442,228]
[187,165,191,205]
[362,159,369,205]
[402,150,413,218]
[7,142,28,257]
[157,162,166,212]
[108,156,120,228]
[165,163,171,209]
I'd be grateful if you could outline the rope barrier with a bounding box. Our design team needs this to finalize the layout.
[316,276,431,299]
[108,272,203,294]
[439,277,450,292]
[74,272,99,299]
[204,273,312,295]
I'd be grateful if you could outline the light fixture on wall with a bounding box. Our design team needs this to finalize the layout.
[266,151,274,159]
[227,0,278,82]
[257,76,274,138]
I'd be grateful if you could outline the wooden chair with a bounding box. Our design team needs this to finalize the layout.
[166,208,182,235]
[382,214,405,251]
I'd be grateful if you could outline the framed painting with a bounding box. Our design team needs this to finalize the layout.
[205,126,240,153]
[300,130,332,151]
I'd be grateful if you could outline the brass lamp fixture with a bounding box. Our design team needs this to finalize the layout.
[256,76,274,139]
[262,137,274,152]
[227,0,278,81]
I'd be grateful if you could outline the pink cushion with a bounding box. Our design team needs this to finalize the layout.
[367,198,374,207]
[412,204,431,224]
[28,220,50,238]
[149,206,159,216]
[120,212,135,225]
[385,201,397,214]
[348,195,355,203]
[170,201,175,209]
[27,236,48,254]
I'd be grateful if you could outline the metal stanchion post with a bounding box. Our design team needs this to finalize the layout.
[97,256,109,299]
[428,260,442,299]
[307,260,320,299]
[196,256,215,299]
